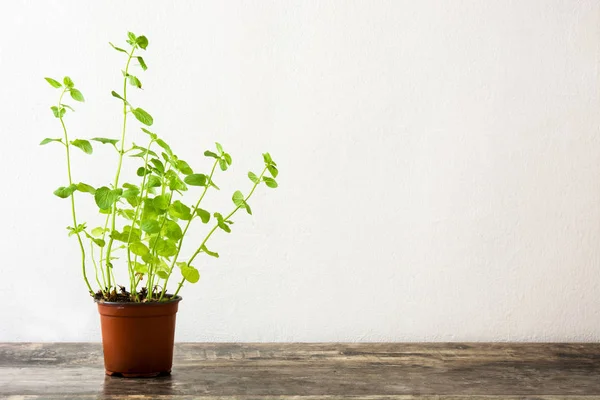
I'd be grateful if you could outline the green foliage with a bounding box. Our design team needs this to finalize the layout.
[45,77,62,88]
[137,57,147,71]
[43,31,281,302]
[178,263,199,283]
[184,174,207,187]
[94,187,122,209]
[132,107,153,126]
[91,137,119,146]
[76,182,96,194]
[195,208,210,223]
[40,138,63,145]
[70,139,93,154]
[54,184,77,199]
[70,88,85,102]
[263,177,278,188]
[63,76,74,88]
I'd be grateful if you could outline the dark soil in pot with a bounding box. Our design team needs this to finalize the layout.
[96,295,182,378]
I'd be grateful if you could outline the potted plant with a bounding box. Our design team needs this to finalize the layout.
[41,32,279,377]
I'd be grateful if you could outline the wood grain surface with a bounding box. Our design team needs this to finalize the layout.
[1,343,599,399]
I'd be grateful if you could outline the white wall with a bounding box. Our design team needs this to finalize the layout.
[1,0,599,342]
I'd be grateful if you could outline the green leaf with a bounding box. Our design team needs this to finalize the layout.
[40,138,63,146]
[111,91,126,102]
[184,174,207,187]
[178,262,200,283]
[201,245,219,258]
[209,178,220,190]
[145,175,162,189]
[122,186,140,199]
[156,270,168,279]
[176,159,193,175]
[136,167,150,176]
[219,158,228,171]
[70,139,93,155]
[136,35,149,50]
[91,237,105,247]
[141,252,157,264]
[91,137,119,146]
[67,223,86,237]
[151,237,177,257]
[129,144,158,158]
[44,77,62,88]
[245,203,252,215]
[214,213,232,233]
[263,177,278,188]
[54,184,77,199]
[150,158,165,174]
[204,150,218,159]
[130,242,149,257]
[164,220,183,241]
[63,76,74,88]
[94,187,122,209]
[76,182,95,194]
[155,139,172,156]
[128,75,142,89]
[70,88,85,102]
[152,194,170,211]
[91,227,107,237]
[132,107,153,126]
[133,261,148,274]
[118,209,135,220]
[232,190,245,207]
[50,106,65,118]
[268,165,279,178]
[111,225,141,243]
[263,152,273,165]
[109,42,128,53]
[215,142,224,154]
[248,171,259,183]
[169,200,192,220]
[141,127,157,140]
[165,170,187,192]
[123,182,138,190]
[127,31,137,44]
[141,219,160,234]
[195,208,210,223]
[224,153,232,166]
[137,56,147,71]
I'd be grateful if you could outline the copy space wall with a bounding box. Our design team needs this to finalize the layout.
[1,0,599,342]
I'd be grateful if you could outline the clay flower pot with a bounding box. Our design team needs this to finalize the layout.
[96,296,182,377]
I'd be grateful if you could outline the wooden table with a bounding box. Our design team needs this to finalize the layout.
[1,343,599,399]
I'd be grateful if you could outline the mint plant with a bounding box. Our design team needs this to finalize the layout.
[42,32,279,302]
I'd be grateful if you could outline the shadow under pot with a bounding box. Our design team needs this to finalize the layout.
[96,296,182,378]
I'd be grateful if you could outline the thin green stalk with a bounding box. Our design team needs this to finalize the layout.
[171,166,267,298]
[147,186,174,300]
[58,89,94,295]
[126,138,154,295]
[90,240,104,289]
[104,47,136,287]
[159,160,219,300]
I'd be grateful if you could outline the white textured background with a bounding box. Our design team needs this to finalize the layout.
[0,0,599,342]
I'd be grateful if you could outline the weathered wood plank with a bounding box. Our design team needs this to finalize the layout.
[1,343,599,399]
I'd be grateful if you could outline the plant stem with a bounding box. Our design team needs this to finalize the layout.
[90,240,104,289]
[159,159,219,300]
[171,166,268,298]
[104,47,136,288]
[126,138,154,296]
[58,89,93,295]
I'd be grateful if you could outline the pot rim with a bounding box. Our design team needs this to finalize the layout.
[95,295,182,306]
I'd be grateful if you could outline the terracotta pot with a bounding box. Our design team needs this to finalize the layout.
[96,296,182,377]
